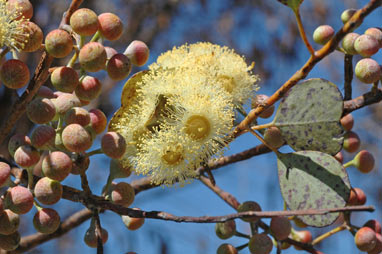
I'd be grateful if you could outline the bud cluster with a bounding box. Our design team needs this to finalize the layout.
[0,1,150,250]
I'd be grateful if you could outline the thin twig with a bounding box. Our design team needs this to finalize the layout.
[344,54,353,100]
[199,175,240,210]
[93,210,104,254]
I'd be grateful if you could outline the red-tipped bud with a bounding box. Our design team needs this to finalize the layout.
[124,40,150,67]
[98,13,123,41]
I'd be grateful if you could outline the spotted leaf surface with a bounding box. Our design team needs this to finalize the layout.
[277,0,304,12]
[277,151,350,227]
[274,78,344,155]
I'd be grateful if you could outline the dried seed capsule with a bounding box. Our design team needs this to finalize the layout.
[122,208,145,230]
[0,59,30,89]
[26,97,56,124]
[65,107,90,126]
[215,220,236,239]
[33,208,60,234]
[0,210,20,235]
[51,66,79,93]
[365,27,382,48]
[124,40,149,67]
[30,125,55,150]
[341,9,357,24]
[52,93,81,116]
[343,131,361,153]
[348,187,366,205]
[248,233,273,254]
[98,13,123,41]
[45,29,73,58]
[270,216,292,240]
[84,225,108,248]
[0,162,11,187]
[42,151,72,181]
[101,132,126,159]
[0,231,20,251]
[79,42,107,72]
[62,124,93,152]
[354,34,379,57]
[5,186,34,214]
[313,25,335,45]
[217,244,238,254]
[21,21,43,52]
[353,150,375,173]
[6,0,33,20]
[364,220,382,234]
[34,177,62,205]
[109,182,135,207]
[237,201,261,222]
[355,227,377,252]
[342,33,359,55]
[264,127,284,149]
[14,145,40,168]
[75,75,102,101]
[70,8,99,36]
[340,113,354,131]
[252,94,274,119]
[106,53,132,81]
[89,109,107,134]
[8,134,31,157]
[355,58,381,84]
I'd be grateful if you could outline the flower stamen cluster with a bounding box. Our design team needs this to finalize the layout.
[110,42,259,185]
[0,0,29,51]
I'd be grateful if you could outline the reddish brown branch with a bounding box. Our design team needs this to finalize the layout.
[199,175,240,210]
[232,0,382,138]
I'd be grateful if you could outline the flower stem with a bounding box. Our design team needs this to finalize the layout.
[90,31,101,42]
[86,148,103,157]
[236,243,248,251]
[312,223,348,245]
[234,231,251,239]
[343,160,354,168]
[247,128,278,154]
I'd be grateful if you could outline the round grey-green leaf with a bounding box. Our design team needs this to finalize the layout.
[277,150,350,227]
[277,0,304,12]
[274,78,344,155]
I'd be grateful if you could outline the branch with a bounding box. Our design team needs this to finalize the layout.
[232,0,382,138]
[199,175,240,210]
[0,0,84,146]
[344,87,382,114]
[344,54,353,100]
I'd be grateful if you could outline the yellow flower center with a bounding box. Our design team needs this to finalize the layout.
[162,144,183,165]
[185,115,211,140]
[217,75,235,93]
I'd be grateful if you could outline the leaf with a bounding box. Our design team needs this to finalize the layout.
[277,151,350,227]
[277,0,304,12]
[274,78,344,155]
